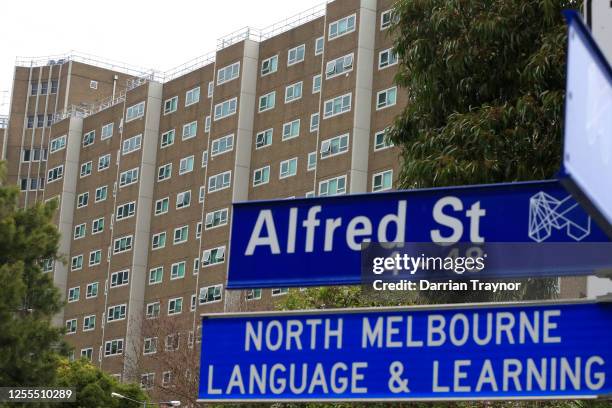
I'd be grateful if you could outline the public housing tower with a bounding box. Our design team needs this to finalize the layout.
[1,0,403,391]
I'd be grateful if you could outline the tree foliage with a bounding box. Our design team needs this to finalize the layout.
[55,359,148,408]
[388,0,579,187]
[0,162,66,387]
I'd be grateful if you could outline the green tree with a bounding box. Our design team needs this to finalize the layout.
[0,162,67,387]
[388,0,578,187]
[55,359,147,408]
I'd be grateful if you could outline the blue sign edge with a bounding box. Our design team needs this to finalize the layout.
[197,298,610,402]
[559,10,612,240]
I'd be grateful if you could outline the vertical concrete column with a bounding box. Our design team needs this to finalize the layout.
[123,81,162,379]
[53,116,83,326]
[224,39,259,312]
[349,0,377,193]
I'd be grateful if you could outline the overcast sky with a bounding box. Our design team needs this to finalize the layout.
[0,0,323,114]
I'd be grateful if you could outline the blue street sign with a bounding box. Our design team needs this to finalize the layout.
[227,180,609,288]
[198,301,612,402]
[561,11,612,238]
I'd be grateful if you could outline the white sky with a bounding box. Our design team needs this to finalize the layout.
[0,0,324,114]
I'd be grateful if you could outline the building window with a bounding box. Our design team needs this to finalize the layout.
[170,261,186,279]
[143,337,157,355]
[185,86,200,106]
[178,156,194,175]
[80,161,92,178]
[98,154,111,171]
[113,235,133,254]
[329,14,356,40]
[149,267,163,285]
[319,175,347,196]
[47,165,64,183]
[89,249,101,266]
[196,223,202,240]
[110,270,129,288]
[37,114,44,128]
[104,339,124,356]
[374,129,394,151]
[182,121,197,140]
[83,315,96,331]
[202,150,208,167]
[157,163,172,181]
[119,168,139,187]
[46,114,53,127]
[40,81,48,95]
[68,287,80,302]
[116,201,136,220]
[86,282,98,298]
[217,61,240,85]
[272,288,290,296]
[81,348,93,361]
[199,186,206,203]
[208,81,214,97]
[122,134,142,155]
[320,133,349,159]
[95,186,108,203]
[326,53,354,79]
[160,129,175,148]
[71,255,83,271]
[307,152,317,171]
[312,74,322,93]
[380,9,398,30]
[282,119,300,140]
[27,116,34,129]
[164,96,178,115]
[66,319,77,334]
[77,192,89,209]
[285,81,303,103]
[202,246,225,267]
[213,97,237,121]
[372,169,393,192]
[379,48,398,69]
[279,158,298,179]
[258,91,275,112]
[74,223,86,240]
[90,80,98,89]
[151,232,166,250]
[155,197,169,215]
[173,225,188,245]
[193,257,200,273]
[50,135,66,153]
[126,101,145,122]
[83,130,95,147]
[261,55,278,76]
[205,208,229,230]
[315,36,324,55]
[255,129,273,149]
[376,86,397,110]
[310,113,319,132]
[253,166,270,187]
[211,134,234,157]
[146,302,160,319]
[107,304,127,322]
[168,297,183,315]
[287,44,305,66]
[92,218,104,234]
[29,82,38,96]
[165,334,179,351]
[323,93,352,118]
[42,258,54,273]
[51,79,58,94]
[101,122,114,140]
[208,171,231,193]
[246,288,262,301]
[205,115,211,133]
[199,284,222,304]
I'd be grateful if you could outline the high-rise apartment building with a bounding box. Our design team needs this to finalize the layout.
[1,0,405,399]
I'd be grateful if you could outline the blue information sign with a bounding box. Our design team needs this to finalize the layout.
[228,180,609,288]
[198,301,612,402]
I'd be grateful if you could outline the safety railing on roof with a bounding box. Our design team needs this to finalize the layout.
[159,51,217,83]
